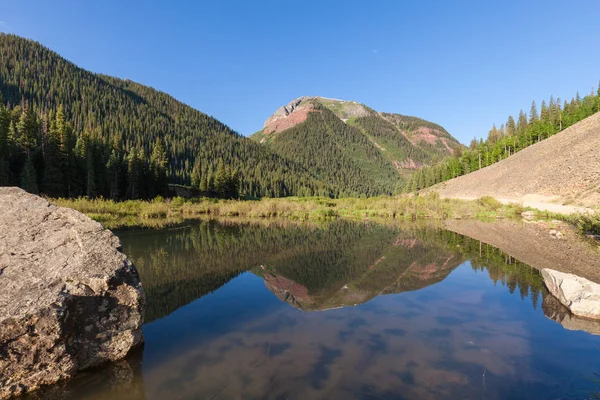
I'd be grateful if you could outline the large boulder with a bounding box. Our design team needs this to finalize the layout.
[541,268,600,319]
[0,188,145,399]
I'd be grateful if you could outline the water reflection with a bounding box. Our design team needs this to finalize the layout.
[22,347,145,400]
[28,220,600,399]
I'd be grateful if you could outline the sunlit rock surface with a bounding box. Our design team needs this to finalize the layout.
[0,187,145,399]
[542,268,600,320]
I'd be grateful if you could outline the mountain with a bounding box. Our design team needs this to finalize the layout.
[252,96,462,191]
[257,233,463,311]
[426,111,600,210]
[0,34,334,198]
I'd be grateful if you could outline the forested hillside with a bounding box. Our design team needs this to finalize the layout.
[256,102,401,196]
[404,87,600,192]
[252,96,461,187]
[0,34,333,199]
[349,113,461,172]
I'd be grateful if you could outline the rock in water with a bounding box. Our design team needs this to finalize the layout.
[521,211,535,220]
[541,268,600,319]
[0,187,145,399]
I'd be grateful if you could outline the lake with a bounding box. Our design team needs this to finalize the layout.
[29,220,600,400]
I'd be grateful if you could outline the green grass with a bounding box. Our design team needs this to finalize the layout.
[50,194,539,230]
[543,210,600,235]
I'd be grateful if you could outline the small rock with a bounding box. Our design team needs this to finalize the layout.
[521,211,535,220]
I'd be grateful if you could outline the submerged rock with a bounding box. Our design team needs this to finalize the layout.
[0,187,145,399]
[541,268,600,320]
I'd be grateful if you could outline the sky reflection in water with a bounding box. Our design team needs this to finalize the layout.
[32,221,600,400]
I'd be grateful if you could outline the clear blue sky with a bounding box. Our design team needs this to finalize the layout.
[1,1,599,144]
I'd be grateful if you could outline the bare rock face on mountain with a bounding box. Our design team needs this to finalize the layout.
[262,96,374,135]
[0,187,145,399]
[263,96,312,128]
[263,97,317,135]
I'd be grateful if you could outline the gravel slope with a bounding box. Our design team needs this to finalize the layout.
[429,112,600,211]
[444,219,600,283]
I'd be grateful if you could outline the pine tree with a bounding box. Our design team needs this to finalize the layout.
[540,100,548,121]
[529,101,539,124]
[214,159,228,197]
[0,158,9,186]
[84,137,96,198]
[469,138,478,150]
[56,106,76,196]
[0,105,9,158]
[150,139,168,197]
[206,165,214,194]
[199,167,208,193]
[127,148,141,199]
[42,112,66,197]
[17,103,38,156]
[506,116,516,137]
[191,159,201,188]
[20,155,38,194]
[226,166,240,198]
[0,105,10,185]
[517,110,528,135]
[106,149,124,200]
[487,124,499,143]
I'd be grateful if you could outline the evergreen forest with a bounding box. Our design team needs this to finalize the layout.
[403,88,600,192]
[0,34,333,199]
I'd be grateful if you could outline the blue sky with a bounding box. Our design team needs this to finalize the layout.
[1,1,599,144]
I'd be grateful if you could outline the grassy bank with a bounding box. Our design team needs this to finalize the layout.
[51,194,537,229]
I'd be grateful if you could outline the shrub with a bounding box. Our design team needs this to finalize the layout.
[575,212,600,234]
[477,196,503,211]
[312,208,340,220]
[170,196,186,207]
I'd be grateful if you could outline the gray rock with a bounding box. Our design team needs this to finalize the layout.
[0,187,145,399]
[541,268,600,319]
[521,211,535,220]
[263,96,312,128]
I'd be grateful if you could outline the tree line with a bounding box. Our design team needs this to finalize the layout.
[403,85,600,192]
[0,33,332,199]
[0,99,170,199]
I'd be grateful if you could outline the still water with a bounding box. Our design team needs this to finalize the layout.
[30,220,600,399]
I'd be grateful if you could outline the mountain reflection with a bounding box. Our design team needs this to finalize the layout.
[30,220,600,400]
[117,220,546,321]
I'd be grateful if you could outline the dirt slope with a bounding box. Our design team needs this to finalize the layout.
[444,219,600,283]
[429,112,600,211]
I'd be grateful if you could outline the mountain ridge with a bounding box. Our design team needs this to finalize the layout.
[0,34,339,198]
[252,96,463,180]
